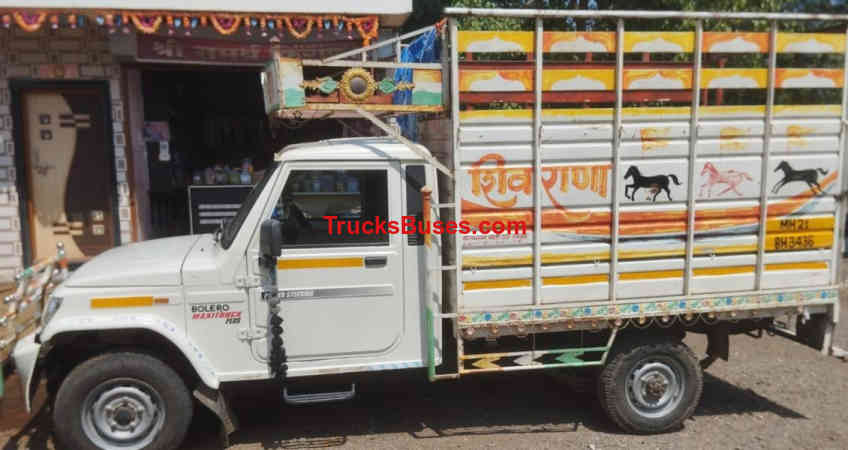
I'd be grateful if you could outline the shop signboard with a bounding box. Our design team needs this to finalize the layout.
[137,35,358,66]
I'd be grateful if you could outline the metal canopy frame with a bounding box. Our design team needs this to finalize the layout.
[444,7,848,20]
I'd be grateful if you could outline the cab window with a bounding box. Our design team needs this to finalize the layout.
[275,169,389,247]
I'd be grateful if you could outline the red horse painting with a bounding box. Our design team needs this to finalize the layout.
[699,162,754,198]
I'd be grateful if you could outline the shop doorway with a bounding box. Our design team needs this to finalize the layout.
[15,83,117,265]
[139,67,344,238]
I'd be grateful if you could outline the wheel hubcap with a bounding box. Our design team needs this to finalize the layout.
[82,378,165,449]
[625,359,684,419]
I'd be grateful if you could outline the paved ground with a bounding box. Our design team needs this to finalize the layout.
[1,291,846,449]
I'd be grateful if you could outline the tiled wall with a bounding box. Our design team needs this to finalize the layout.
[0,26,133,282]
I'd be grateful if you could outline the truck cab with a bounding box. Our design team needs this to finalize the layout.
[13,137,441,450]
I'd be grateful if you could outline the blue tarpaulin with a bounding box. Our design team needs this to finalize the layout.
[393,28,440,141]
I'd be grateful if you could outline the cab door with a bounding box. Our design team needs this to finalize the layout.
[270,161,404,359]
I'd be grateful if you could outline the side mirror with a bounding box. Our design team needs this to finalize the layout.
[260,219,283,266]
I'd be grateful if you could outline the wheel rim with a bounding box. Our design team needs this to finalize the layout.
[81,378,166,450]
[624,358,685,419]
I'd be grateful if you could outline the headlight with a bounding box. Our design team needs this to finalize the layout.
[42,295,62,325]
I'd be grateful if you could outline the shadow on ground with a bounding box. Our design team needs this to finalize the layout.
[0,368,807,450]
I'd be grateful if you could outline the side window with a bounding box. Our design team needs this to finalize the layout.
[404,165,426,246]
[275,169,389,248]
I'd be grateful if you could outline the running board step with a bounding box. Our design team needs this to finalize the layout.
[283,384,356,405]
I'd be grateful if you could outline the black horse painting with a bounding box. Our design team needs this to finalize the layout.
[771,160,828,195]
[624,166,682,202]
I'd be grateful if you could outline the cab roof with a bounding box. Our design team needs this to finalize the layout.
[275,137,431,163]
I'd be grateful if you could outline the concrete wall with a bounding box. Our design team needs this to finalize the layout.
[0,26,133,281]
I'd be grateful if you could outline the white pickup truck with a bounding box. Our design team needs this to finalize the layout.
[12,7,848,450]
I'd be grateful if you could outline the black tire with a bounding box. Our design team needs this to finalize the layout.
[599,338,702,434]
[53,352,193,450]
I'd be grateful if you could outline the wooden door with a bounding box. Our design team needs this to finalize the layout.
[21,88,115,263]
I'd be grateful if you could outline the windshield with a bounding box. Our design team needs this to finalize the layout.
[220,161,279,249]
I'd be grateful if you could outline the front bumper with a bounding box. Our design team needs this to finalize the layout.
[12,331,42,412]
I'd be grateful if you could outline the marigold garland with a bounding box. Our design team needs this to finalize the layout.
[283,16,313,40]
[351,16,379,45]
[210,14,241,35]
[130,14,163,34]
[13,11,46,32]
[3,10,379,44]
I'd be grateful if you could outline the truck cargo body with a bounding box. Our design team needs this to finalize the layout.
[7,8,848,448]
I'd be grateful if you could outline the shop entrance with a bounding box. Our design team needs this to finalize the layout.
[140,67,344,238]
[17,84,117,265]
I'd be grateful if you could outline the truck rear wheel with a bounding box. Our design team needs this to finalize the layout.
[53,352,193,450]
[599,338,702,434]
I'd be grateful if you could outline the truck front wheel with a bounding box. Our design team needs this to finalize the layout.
[53,352,193,450]
[599,338,702,434]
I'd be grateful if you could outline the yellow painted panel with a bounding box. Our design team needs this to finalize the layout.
[624,68,692,90]
[765,217,834,233]
[460,69,533,92]
[458,105,840,123]
[701,68,767,89]
[776,68,843,88]
[624,32,694,53]
[774,104,841,116]
[277,257,363,270]
[766,231,833,251]
[458,31,534,53]
[778,33,846,53]
[464,279,531,290]
[91,296,154,309]
[544,274,609,286]
[620,269,682,280]
[463,262,827,290]
[703,32,768,53]
[544,31,615,52]
[543,69,615,91]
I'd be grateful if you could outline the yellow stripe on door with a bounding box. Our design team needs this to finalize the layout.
[90,296,155,309]
[463,261,828,291]
[277,257,364,270]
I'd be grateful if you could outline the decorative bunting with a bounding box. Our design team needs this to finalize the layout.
[1,10,380,45]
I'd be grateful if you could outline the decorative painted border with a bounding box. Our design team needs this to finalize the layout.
[457,288,837,326]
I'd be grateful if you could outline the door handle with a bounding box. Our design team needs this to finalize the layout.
[364,256,387,268]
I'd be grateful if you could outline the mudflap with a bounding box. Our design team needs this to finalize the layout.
[193,384,239,449]
[11,332,42,412]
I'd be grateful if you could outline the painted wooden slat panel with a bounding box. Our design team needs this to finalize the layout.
[458,31,845,56]
[544,32,616,52]
[777,33,846,53]
[694,157,761,200]
[623,69,693,90]
[776,68,844,88]
[703,32,768,53]
[461,158,614,210]
[698,120,765,138]
[767,155,840,198]
[459,124,533,144]
[542,69,615,91]
[462,251,830,284]
[461,68,843,92]
[460,69,533,92]
[623,31,694,53]
[461,230,832,270]
[457,105,841,124]
[700,68,767,89]
[458,31,534,53]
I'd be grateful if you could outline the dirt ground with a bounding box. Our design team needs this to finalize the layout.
[1,290,846,449]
